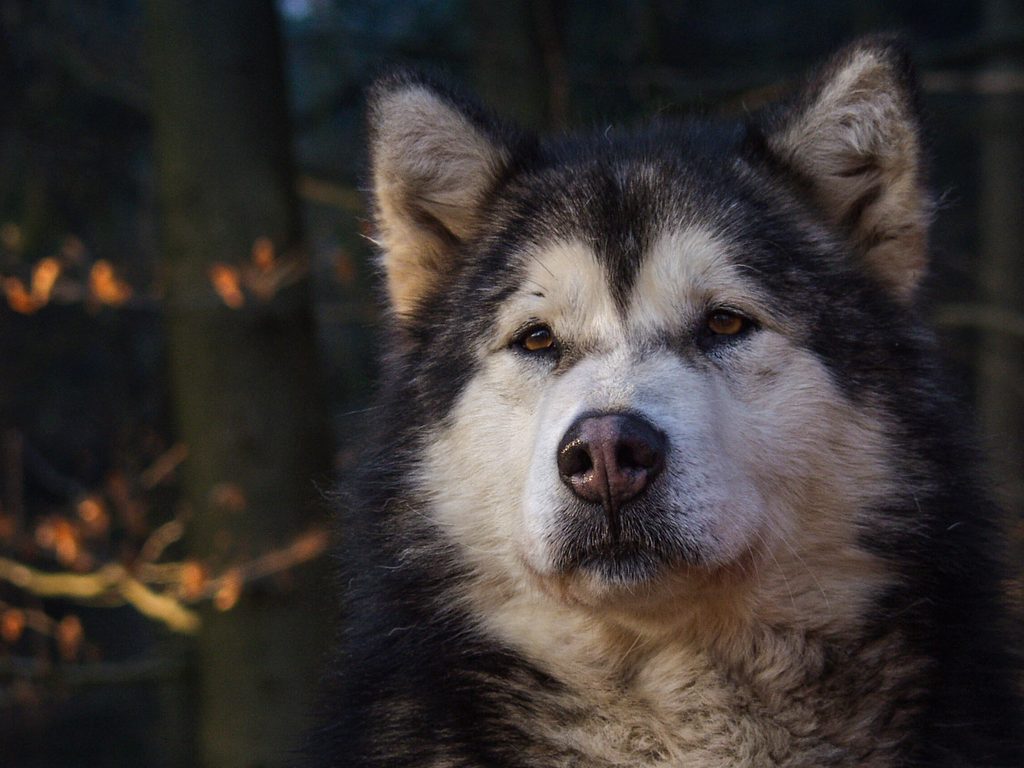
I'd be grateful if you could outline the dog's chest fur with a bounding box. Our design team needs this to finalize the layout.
[501,626,918,767]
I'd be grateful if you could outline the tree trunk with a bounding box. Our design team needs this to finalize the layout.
[145,2,333,766]
[469,0,569,129]
[977,0,1024,526]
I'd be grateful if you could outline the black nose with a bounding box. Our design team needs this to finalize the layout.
[557,412,666,515]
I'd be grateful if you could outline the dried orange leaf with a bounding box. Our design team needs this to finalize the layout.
[209,263,244,308]
[57,615,84,662]
[76,496,110,537]
[1,608,26,644]
[89,260,132,306]
[4,277,38,314]
[251,236,276,271]
[30,258,61,302]
[52,519,80,566]
[179,561,208,601]
[214,568,243,611]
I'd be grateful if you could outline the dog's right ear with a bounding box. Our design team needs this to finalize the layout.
[368,74,513,318]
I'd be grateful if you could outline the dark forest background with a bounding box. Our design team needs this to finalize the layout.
[0,1,1021,766]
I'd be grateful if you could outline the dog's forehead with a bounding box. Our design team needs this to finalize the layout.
[490,150,763,301]
[503,225,748,339]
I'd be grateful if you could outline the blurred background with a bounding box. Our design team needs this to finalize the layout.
[0,1,1021,766]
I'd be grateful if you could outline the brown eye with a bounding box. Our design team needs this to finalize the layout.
[517,324,556,352]
[706,310,747,336]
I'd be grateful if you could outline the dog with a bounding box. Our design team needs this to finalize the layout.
[303,37,1023,766]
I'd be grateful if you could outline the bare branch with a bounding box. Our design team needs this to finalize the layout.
[138,518,186,564]
[0,527,330,636]
[0,557,200,634]
[198,528,330,600]
[139,443,189,490]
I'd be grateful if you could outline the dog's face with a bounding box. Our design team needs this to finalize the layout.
[368,40,930,611]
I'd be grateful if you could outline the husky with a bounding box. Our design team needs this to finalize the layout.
[304,37,1022,767]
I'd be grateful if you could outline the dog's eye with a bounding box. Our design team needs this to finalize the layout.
[706,310,749,336]
[697,309,755,353]
[514,324,556,353]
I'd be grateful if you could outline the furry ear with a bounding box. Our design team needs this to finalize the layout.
[368,74,512,317]
[762,38,932,300]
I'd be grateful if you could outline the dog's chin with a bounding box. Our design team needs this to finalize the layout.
[572,544,671,586]
[518,542,684,609]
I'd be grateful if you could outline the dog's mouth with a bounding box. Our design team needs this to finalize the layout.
[569,544,672,584]
[549,502,700,585]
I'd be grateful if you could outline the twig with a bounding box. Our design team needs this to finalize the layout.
[0,527,330,635]
[138,518,186,564]
[139,443,189,490]
[0,557,200,634]
[198,528,329,599]
[118,577,200,633]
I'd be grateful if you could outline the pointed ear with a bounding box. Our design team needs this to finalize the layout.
[761,38,932,300]
[368,74,513,318]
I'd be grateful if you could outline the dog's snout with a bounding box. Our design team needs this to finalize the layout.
[557,413,666,514]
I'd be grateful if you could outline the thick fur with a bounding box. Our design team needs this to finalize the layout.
[303,38,1022,767]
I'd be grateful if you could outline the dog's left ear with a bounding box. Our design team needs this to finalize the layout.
[760,37,931,300]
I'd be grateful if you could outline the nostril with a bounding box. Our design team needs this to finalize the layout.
[616,436,663,473]
[558,441,593,479]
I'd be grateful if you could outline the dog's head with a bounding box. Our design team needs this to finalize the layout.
[366,39,931,614]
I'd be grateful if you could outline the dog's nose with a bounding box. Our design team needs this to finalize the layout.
[557,413,666,512]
